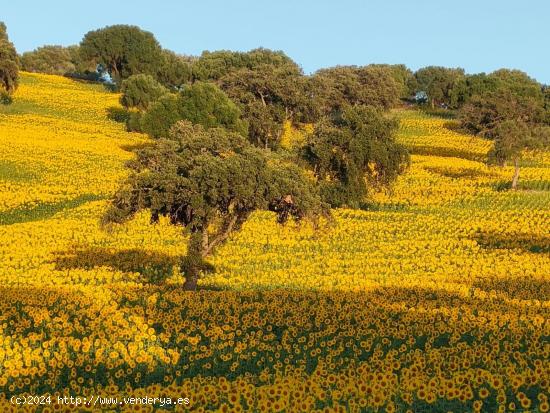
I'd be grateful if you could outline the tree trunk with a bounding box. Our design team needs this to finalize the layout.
[181,213,245,290]
[111,62,119,81]
[182,230,207,291]
[511,158,520,190]
[182,259,200,291]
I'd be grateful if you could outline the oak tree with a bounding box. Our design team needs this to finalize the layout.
[103,121,325,290]
[140,82,247,138]
[0,22,19,100]
[79,25,163,83]
[303,105,409,207]
[413,66,465,108]
[120,74,168,111]
[488,121,550,189]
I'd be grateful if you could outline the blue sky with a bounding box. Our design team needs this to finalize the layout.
[3,0,549,83]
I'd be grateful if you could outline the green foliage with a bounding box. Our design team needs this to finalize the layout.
[140,93,180,138]
[0,90,12,105]
[488,121,550,189]
[488,121,530,167]
[20,45,80,75]
[157,50,193,89]
[544,85,550,124]
[452,69,548,189]
[178,82,247,135]
[367,64,415,99]
[195,48,314,149]
[490,69,544,102]
[303,105,409,207]
[452,69,544,111]
[120,74,167,111]
[140,83,247,139]
[104,121,325,289]
[105,120,323,229]
[450,73,499,108]
[0,22,19,95]
[106,106,130,123]
[193,48,299,81]
[489,122,550,165]
[126,111,143,132]
[79,25,163,83]
[459,89,545,137]
[413,66,465,107]
[312,65,401,115]
[220,63,311,148]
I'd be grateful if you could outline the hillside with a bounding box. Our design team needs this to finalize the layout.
[0,73,548,412]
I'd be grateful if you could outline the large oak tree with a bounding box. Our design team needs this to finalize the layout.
[103,121,325,290]
[79,25,163,83]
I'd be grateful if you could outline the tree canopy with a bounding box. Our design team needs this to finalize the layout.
[0,22,19,98]
[20,45,81,75]
[104,121,324,289]
[544,85,550,124]
[120,74,168,111]
[451,69,544,109]
[488,120,550,189]
[79,25,163,82]
[303,105,409,207]
[366,64,415,99]
[413,66,465,108]
[156,50,194,90]
[139,93,180,138]
[459,87,546,138]
[490,69,544,103]
[450,73,500,108]
[193,48,300,81]
[311,65,401,114]
[140,82,247,138]
[220,62,312,148]
[453,68,548,189]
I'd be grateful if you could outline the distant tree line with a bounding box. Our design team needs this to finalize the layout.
[2,21,549,203]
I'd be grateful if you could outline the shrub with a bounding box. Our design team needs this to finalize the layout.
[20,45,76,75]
[139,94,180,138]
[0,90,12,105]
[126,112,143,132]
[139,83,247,139]
[120,74,167,110]
[106,107,130,123]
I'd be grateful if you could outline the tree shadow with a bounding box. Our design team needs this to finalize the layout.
[2,281,545,401]
[424,166,499,180]
[0,194,104,226]
[52,246,181,284]
[472,276,550,301]
[358,201,409,212]
[409,145,484,162]
[106,106,129,123]
[119,142,156,153]
[473,232,550,254]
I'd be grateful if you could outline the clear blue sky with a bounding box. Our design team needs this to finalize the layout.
[4,0,549,83]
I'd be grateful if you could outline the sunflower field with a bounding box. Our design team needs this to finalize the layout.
[0,73,548,412]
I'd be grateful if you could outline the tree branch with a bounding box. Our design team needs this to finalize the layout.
[202,211,248,257]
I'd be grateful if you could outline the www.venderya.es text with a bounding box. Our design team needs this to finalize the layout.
[10,395,190,408]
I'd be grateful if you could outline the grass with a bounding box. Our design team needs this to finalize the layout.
[0,160,36,182]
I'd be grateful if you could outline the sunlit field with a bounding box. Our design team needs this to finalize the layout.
[0,73,548,412]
